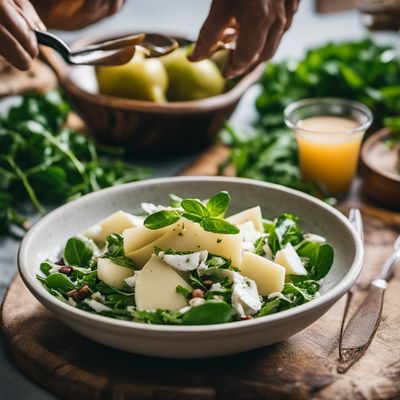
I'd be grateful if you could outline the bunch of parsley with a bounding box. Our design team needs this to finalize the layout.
[0,91,151,237]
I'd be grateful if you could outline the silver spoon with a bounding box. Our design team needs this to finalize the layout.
[35,31,178,66]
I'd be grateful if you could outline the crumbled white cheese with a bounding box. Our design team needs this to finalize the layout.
[231,271,262,317]
[179,305,192,314]
[141,202,180,215]
[124,274,137,288]
[210,282,223,291]
[49,264,63,274]
[158,250,208,272]
[91,291,105,303]
[189,297,206,307]
[83,299,111,313]
[238,221,262,254]
[68,297,77,307]
[303,233,326,243]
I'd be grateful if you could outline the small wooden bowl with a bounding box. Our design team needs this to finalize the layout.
[360,128,400,209]
[41,32,264,156]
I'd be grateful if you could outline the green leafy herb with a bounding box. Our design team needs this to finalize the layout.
[181,300,235,325]
[268,213,303,255]
[0,91,151,237]
[254,236,267,256]
[200,218,239,234]
[206,191,230,217]
[144,192,239,235]
[143,210,181,229]
[298,242,334,280]
[64,237,93,267]
[181,199,210,217]
[132,309,182,325]
[176,285,192,300]
[102,233,136,268]
[44,273,75,293]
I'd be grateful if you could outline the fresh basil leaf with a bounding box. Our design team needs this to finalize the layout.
[182,213,203,223]
[181,300,235,325]
[64,237,93,267]
[206,191,230,217]
[176,285,192,300]
[181,199,210,218]
[200,218,239,234]
[44,273,75,292]
[144,210,181,230]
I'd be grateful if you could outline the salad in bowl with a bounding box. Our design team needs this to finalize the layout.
[37,191,334,325]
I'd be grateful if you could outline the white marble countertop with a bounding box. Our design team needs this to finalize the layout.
[0,1,367,398]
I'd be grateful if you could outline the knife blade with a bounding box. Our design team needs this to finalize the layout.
[338,234,400,373]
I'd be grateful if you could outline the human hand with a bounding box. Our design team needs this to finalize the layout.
[189,0,299,78]
[0,0,45,70]
[32,0,125,30]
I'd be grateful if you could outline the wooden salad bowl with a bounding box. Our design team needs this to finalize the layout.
[40,32,264,156]
[360,128,400,209]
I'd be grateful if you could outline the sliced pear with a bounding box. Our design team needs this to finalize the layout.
[240,251,285,296]
[135,255,192,311]
[274,243,308,276]
[227,206,264,233]
[97,258,134,289]
[126,218,243,268]
[83,211,142,245]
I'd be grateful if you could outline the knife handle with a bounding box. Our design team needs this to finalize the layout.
[341,280,386,349]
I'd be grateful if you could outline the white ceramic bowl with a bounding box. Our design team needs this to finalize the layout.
[18,177,363,358]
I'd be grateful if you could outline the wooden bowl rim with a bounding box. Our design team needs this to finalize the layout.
[360,128,400,183]
[46,31,265,114]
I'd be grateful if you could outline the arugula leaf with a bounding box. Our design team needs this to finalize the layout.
[181,199,210,218]
[64,237,93,267]
[176,285,192,300]
[256,297,281,317]
[132,309,182,325]
[181,300,235,325]
[105,233,124,257]
[298,242,334,280]
[254,236,267,256]
[206,191,230,217]
[268,213,302,255]
[44,273,75,293]
[200,218,239,234]
[143,210,181,229]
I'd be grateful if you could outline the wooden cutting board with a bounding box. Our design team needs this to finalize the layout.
[1,202,400,399]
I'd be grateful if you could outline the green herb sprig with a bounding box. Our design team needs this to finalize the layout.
[0,91,151,237]
[143,191,239,235]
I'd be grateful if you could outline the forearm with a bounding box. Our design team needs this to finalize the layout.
[31,0,125,30]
